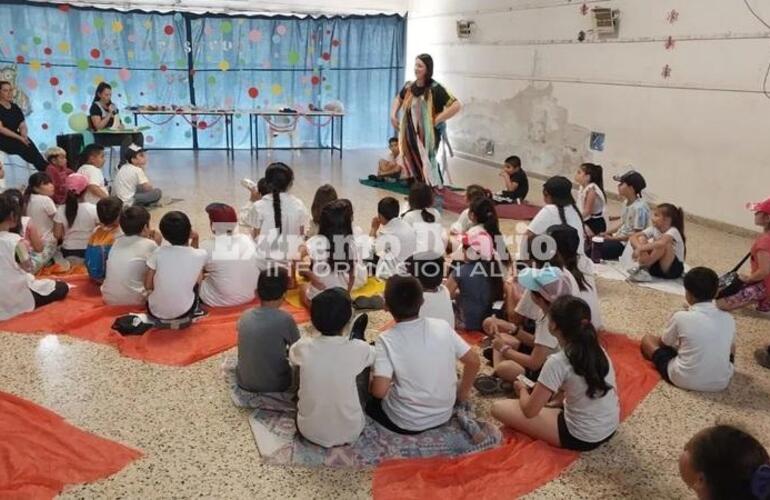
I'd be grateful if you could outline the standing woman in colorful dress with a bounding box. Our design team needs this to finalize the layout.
[390,54,462,187]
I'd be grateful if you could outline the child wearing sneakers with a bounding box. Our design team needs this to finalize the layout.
[85,196,123,282]
[236,266,300,393]
[290,288,375,447]
[368,275,481,434]
[145,211,207,321]
[641,267,735,392]
[599,170,650,260]
[101,206,160,305]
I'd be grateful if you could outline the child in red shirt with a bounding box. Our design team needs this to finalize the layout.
[44,147,74,205]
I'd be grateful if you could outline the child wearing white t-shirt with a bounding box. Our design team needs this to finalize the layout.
[449,185,489,236]
[145,211,207,321]
[370,137,402,181]
[492,295,619,451]
[24,172,57,245]
[475,266,573,395]
[401,182,446,260]
[523,176,586,259]
[411,257,454,327]
[113,144,161,207]
[199,203,259,308]
[290,288,375,447]
[101,206,160,305]
[53,173,99,259]
[370,197,416,279]
[627,203,686,281]
[76,144,108,205]
[368,276,481,434]
[575,162,607,236]
[642,267,736,392]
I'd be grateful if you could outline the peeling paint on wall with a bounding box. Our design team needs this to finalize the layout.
[450,83,592,175]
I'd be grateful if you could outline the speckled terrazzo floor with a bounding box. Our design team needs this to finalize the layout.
[2,151,769,499]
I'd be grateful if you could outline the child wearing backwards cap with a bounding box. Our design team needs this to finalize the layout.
[113,144,161,207]
[199,203,259,308]
[289,288,375,447]
[43,146,74,204]
[53,173,99,259]
[718,197,770,316]
[599,169,650,260]
[491,294,619,452]
[474,266,572,395]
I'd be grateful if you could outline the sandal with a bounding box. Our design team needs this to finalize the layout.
[473,375,513,396]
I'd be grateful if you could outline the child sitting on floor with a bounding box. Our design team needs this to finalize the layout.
[370,196,416,279]
[307,184,337,238]
[53,173,99,259]
[491,295,619,452]
[717,197,770,314]
[101,206,160,306]
[627,203,686,282]
[523,176,586,259]
[475,266,573,395]
[497,155,529,203]
[0,193,69,320]
[145,211,207,321]
[290,288,375,447]
[113,144,162,207]
[599,170,650,261]
[199,203,259,308]
[236,266,300,393]
[402,182,446,259]
[85,196,123,282]
[411,257,454,327]
[24,173,57,248]
[76,144,108,205]
[450,184,490,235]
[678,424,770,499]
[368,275,481,434]
[43,146,74,205]
[575,162,607,237]
[641,267,735,392]
[369,137,402,182]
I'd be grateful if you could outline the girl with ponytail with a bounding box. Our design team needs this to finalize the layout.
[524,176,587,262]
[53,173,99,258]
[628,202,686,281]
[575,163,607,236]
[245,162,309,270]
[450,184,491,235]
[491,294,619,452]
[402,182,446,259]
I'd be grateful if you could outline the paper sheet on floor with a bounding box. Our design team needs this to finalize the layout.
[372,332,661,500]
[0,391,141,499]
[594,260,687,296]
[0,275,310,366]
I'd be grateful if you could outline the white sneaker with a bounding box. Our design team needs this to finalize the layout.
[628,268,653,282]
[240,178,257,191]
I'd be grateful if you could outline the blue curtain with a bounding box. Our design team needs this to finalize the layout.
[0,2,404,150]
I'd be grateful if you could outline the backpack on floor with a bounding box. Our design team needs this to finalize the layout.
[85,226,117,282]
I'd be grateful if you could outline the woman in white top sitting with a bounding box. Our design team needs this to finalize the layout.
[575,163,607,237]
[401,182,447,260]
[491,295,619,452]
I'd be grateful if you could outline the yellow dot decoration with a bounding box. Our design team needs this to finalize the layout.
[58,41,70,53]
[218,60,230,71]
[29,60,41,71]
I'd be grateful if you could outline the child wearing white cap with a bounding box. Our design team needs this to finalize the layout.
[113,144,161,207]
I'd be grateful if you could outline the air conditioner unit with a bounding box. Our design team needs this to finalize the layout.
[592,8,619,35]
[456,20,475,40]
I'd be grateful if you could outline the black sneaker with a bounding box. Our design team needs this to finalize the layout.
[349,313,369,341]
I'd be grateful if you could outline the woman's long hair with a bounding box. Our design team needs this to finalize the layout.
[64,189,81,227]
[264,162,294,234]
[3,189,24,234]
[549,296,612,399]
[407,182,436,223]
[656,203,687,259]
[318,199,354,271]
[468,197,509,302]
[580,163,605,198]
[93,82,111,102]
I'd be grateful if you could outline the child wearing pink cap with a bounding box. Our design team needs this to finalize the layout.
[53,173,99,259]
[717,197,770,314]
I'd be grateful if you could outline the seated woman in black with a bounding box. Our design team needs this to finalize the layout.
[89,82,143,163]
[0,81,47,171]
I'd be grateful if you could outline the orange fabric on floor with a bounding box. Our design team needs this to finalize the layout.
[372,332,660,500]
[0,391,141,499]
[0,275,310,366]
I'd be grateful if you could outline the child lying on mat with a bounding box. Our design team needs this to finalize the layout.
[641,267,735,392]
[626,203,686,282]
[237,267,300,393]
[101,206,160,306]
[145,211,207,322]
[679,424,770,499]
[476,266,572,395]
[0,193,69,320]
[491,295,619,452]
[368,275,481,435]
[290,288,373,448]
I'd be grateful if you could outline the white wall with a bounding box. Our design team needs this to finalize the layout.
[406,0,770,230]
[35,0,408,16]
